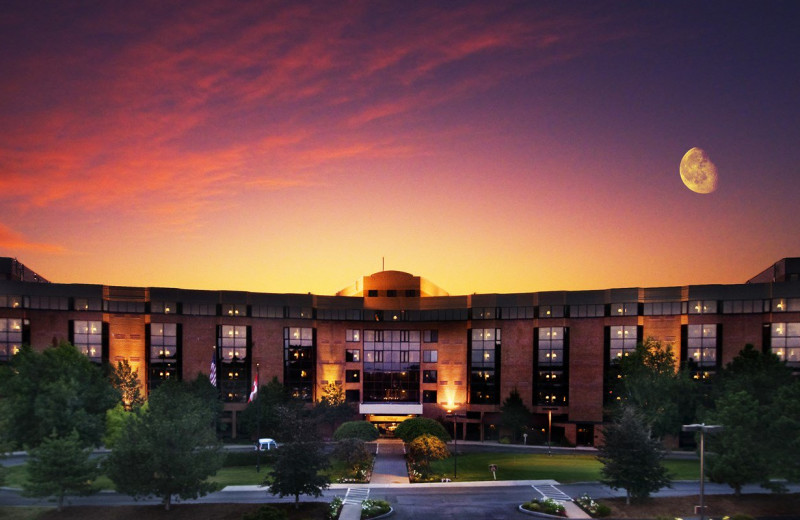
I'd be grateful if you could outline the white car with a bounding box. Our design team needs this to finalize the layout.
[256,438,278,451]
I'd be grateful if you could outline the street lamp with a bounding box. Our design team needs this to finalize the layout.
[682,423,724,520]
[445,409,465,480]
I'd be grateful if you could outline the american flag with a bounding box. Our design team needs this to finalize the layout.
[209,349,217,387]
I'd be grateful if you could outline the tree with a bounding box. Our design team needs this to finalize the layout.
[407,434,450,477]
[267,440,330,508]
[0,342,118,449]
[704,390,769,495]
[238,376,299,441]
[332,437,372,478]
[394,417,451,444]
[104,380,223,510]
[614,338,698,438]
[769,381,800,484]
[314,382,356,438]
[713,344,793,406]
[333,421,379,441]
[500,388,531,442]
[21,430,98,511]
[110,359,144,409]
[597,405,671,504]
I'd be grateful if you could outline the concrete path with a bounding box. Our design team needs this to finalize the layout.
[370,438,410,484]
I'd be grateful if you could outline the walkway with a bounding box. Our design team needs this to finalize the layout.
[370,438,410,484]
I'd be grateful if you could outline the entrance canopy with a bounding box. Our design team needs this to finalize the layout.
[359,403,423,415]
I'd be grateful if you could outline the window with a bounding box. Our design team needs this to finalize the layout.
[0,295,23,308]
[284,327,314,401]
[222,303,247,316]
[27,295,68,310]
[346,329,360,342]
[570,304,604,317]
[345,389,360,402]
[538,305,564,318]
[346,349,360,362]
[73,298,101,311]
[422,390,438,403]
[689,300,718,314]
[73,320,103,362]
[423,370,437,383]
[149,323,180,390]
[423,330,438,343]
[423,350,438,363]
[286,307,312,319]
[609,325,638,362]
[105,300,145,313]
[773,298,800,312]
[362,329,421,402]
[346,370,360,383]
[0,318,23,360]
[472,307,496,320]
[722,300,768,314]
[771,323,800,367]
[610,302,638,316]
[643,302,682,315]
[218,325,250,402]
[151,301,177,314]
[183,302,216,315]
[387,290,397,297]
[500,306,535,319]
[367,290,378,297]
[251,305,283,318]
[405,290,417,297]
[470,328,501,404]
[535,327,567,406]
[687,324,718,369]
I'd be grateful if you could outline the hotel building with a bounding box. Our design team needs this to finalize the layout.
[1,256,799,446]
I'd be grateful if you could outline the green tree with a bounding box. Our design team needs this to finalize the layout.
[314,382,356,438]
[110,359,144,409]
[104,380,223,510]
[407,434,450,477]
[332,437,372,478]
[713,344,793,406]
[770,381,800,484]
[500,388,531,442]
[267,440,330,508]
[239,377,298,441]
[597,406,671,504]
[0,342,118,449]
[704,390,769,495]
[394,417,451,444]
[333,421,379,441]
[614,338,698,438]
[21,430,98,512]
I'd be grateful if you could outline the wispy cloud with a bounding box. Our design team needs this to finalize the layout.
[0,224,67,254]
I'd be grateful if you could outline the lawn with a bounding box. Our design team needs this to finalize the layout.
[429,452,700,482]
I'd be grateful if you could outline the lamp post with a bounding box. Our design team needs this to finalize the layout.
[543,407,557,456]
[445,409,465,480]
[682,423,724,520]
[255,363,261,473]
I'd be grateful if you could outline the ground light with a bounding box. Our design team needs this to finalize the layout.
[682,423,724,520]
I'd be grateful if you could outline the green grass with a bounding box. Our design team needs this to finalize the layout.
[0,506,53,520]
[429,453,700,482]
[208,465,271,487]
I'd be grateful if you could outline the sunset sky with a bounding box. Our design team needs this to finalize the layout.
[2,1,798,296]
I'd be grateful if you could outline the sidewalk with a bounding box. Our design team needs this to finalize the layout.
[369,438,410,485]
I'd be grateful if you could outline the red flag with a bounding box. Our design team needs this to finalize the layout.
[248,373,258,403]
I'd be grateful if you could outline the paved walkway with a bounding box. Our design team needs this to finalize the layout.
[370,438,410,485]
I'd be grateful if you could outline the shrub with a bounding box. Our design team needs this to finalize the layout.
[394,417,450,443]
[499,436,511,444]
[575,493,611,517]
[241,505,288,520]
[328,497,343,520]
[521,498,565,516]
[361,499,391,519]
[333,421,379,441]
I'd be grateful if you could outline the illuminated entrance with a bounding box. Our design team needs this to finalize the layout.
[360,403,423,436]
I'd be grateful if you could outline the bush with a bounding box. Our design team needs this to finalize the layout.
[241,505,288,520]
[333,421,379,441]
[521,498,565,516]
[394,417,450,443]
[499,436,511,444]
[361,499,391,518]
[575,493,611,517]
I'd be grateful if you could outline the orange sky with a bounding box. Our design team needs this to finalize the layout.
[1,2,798,296]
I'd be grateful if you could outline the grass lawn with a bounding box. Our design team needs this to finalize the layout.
[429,452,699,482]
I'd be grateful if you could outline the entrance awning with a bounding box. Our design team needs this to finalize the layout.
[359,403,423,415]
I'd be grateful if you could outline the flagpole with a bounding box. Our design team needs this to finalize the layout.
[255,362,261,473]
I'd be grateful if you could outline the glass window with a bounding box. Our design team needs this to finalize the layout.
[73,320,102,362]
[149,322,179,391]
[222,303,246,316]
[423,370,437,383]
[346,349,360,362]
[423,350,438,363]
[473,307,496,320]
[423,330,438,343]
[610,302,638,316]
[345,370,360,383]
[687,324,717,368]
[422,390,438,403]
[771,323,800,367]
[643,302,682,315]
[346,329,361,342]
[539,305,564,318]
[609,325,638,362]
[0,318,23,360]
[220,325,248,361]
[470,328,501,404]
[151,301,177,314]
[689,300,718,314]
[570,304,604,317]
[722,300,768,314]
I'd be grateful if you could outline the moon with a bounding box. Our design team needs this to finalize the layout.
[680,147,718,194]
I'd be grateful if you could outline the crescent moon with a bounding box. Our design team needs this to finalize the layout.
[680,147,718,194]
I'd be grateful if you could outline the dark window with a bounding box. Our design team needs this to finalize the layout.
[284,327,314,401]
[424,330,438,343]
[345,389,360,402]
[469,328,501,404]
[423,390,438,403]
[387,290,397,297]
[367,290,378,297]
[423,370,437,383]
[346,370,360,383]
[346,349,360,362]
[405,290,417,297]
